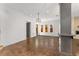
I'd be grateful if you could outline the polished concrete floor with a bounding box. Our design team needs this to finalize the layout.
[0,35,79,56]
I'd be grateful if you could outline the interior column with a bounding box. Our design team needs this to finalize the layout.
[60,3,72,55]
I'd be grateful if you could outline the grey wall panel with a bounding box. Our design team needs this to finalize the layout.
[26,22,31,38]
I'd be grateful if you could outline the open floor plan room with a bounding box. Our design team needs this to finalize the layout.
[0,3,79,56]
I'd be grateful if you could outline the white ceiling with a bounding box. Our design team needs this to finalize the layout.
[72,3,79,17]
[1,3,60,20]
[0,3,79,20]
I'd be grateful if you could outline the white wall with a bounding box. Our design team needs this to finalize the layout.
[0,12,27,46]
[0,4,36,46]
[38,19,60,36]
[0,16,60,46]
[0,10,60,46]
[0,4,60,46]
[30,21,36,37]
[0,7,37,46]
[27,20,36,37]
[0,14,37,46]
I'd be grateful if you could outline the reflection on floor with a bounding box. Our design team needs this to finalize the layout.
[0,36,59,56]
[72,39,79,56]
[0,35,79,56]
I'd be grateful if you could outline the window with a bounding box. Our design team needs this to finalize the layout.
[41,25,43,32]
[50,25,53,32]
[45,25,48,32]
